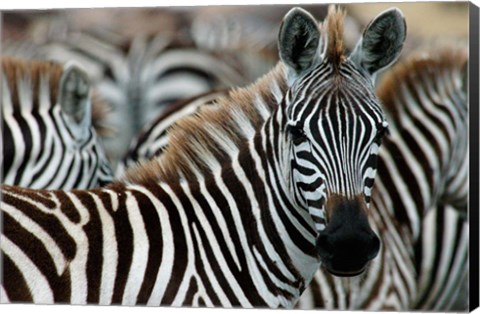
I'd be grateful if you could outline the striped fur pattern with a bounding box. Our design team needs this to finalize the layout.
[117,41,469,310]
[1,7,405,307]
[376,46,469,310]
[117,90,228,176]
[298,45,469,310]
[23,14,277,163]
[1,58,113,189]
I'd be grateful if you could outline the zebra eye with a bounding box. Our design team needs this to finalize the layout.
[374,122,390,141]
[288,125,307,144]
[377,125,389,139]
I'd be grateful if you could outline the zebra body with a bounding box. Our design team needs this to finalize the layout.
[1,7,406,307]
[118,42,469,310]
[1,169,313,307]
[376,46,469,310]
[1,58,113,189]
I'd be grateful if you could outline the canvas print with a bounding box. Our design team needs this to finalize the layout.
[0,1,478,312]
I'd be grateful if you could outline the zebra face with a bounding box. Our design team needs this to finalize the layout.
[285,60,389,231]
[284,65,388,276]
[278,7,405,275]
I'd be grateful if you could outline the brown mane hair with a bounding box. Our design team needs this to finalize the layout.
[121,64,288,185]
[325,5,346,68]
[376,44,468,122]
[2,57,63,110]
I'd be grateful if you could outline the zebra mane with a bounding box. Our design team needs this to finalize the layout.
[121,63,288,185]
[325,5,346,68]
[1,57,111,136]
[1,57,64,111]
[376,44,468,122]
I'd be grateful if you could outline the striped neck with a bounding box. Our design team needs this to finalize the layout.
[256,101,321,280]
[116,61,321,306]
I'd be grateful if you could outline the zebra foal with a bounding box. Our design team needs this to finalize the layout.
[1,7,406,307]
[1,58,113,189]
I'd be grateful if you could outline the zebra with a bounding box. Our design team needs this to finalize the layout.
[4,8,278,164]
[375,45,469,311]
[117,90,228,176]
[1,57,113,189]
[1,6,407,307]
[117,36,470,310]
[297,44,469,310]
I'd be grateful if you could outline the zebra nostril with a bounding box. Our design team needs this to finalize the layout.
[316,227,380,277]
[316,234,334,259]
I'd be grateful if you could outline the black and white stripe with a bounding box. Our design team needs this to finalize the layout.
[116,24,469,314]
[117,90,228,176]
[297,45,469,310]
[11,11,277,163]
[1,57,113,189]
[1,7,407,308]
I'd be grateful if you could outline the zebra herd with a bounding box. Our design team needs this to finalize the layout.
[0,5,470,311]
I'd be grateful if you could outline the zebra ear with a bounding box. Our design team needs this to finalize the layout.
[278,7,321,76]
[58,62,92,127]
[349,8,406,79]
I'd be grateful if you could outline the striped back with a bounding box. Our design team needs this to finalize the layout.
[377,46,469,218]
[1,58,113,189]
[376,45,469,310]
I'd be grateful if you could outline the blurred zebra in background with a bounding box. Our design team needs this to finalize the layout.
[1,58,113,189]
[117,40,469,311]
[117,90,227,176]
[377,46,468,311]
[2,7,281,165]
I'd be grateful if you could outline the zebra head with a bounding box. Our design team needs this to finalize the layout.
[1,58,113,189]
[278,7,405,276]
